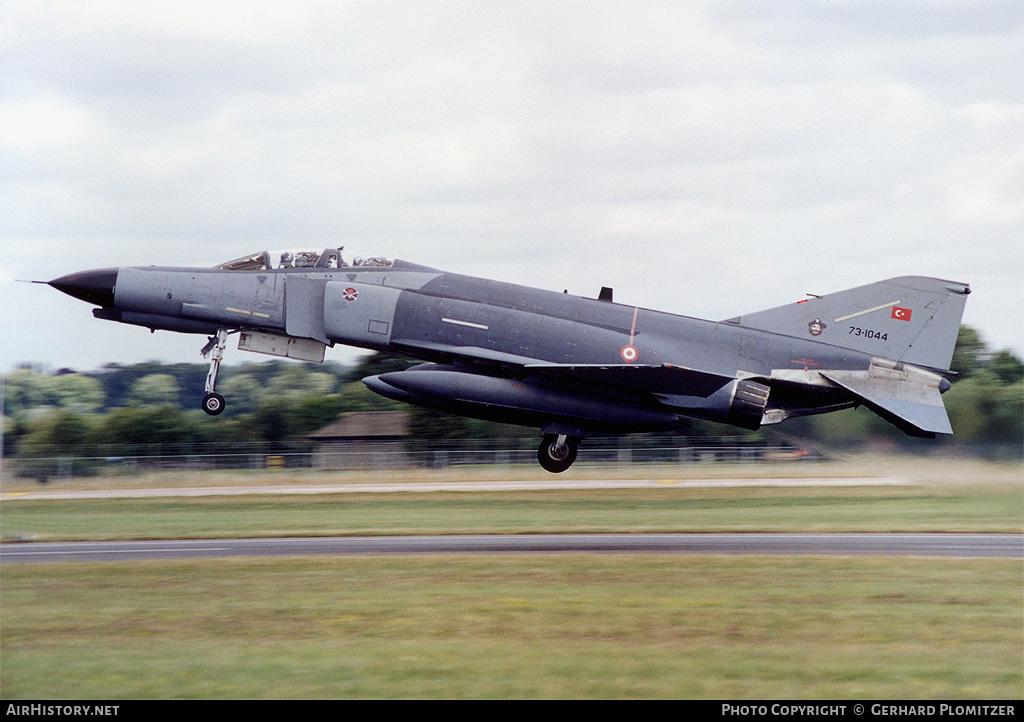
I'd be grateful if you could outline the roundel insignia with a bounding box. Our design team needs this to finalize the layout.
[808,318,826,336]
[620,345,639,363]
[343,287,359,302]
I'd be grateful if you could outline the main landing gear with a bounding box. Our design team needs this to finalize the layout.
[538,433,580,473]
[200,329,229,415]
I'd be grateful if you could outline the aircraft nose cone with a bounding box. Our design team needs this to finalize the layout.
[49,268,118,307]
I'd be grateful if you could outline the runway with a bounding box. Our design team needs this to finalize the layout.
[2,533,1021,563]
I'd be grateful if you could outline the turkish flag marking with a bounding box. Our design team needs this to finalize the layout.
[891,306,912,321]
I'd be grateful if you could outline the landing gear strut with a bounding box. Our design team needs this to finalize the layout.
[201,329,228,415]
[538,433,579,473]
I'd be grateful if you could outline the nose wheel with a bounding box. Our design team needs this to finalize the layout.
[201,392,226,416]
[538,433,579,473]
[201,329,229,415]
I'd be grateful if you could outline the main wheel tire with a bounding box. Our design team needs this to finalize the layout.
[201,392,225,416]
[537,434,578,473]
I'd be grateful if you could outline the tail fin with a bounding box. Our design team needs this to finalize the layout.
[724,276,971,371]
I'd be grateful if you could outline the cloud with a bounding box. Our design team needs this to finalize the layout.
[935,150,1024,227]
[2,1,1022,373]
[0,95,100,151]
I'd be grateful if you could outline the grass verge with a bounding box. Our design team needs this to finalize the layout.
[2,555,1021,699]
[2,483,1021,540]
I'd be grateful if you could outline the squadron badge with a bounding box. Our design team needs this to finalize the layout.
[808,318,826,336]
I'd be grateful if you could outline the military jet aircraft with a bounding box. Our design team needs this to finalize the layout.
[48,248,970,471]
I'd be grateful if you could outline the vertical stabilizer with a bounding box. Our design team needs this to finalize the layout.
[724,276,970,371]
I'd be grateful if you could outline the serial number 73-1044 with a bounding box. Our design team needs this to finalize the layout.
[848,326,888,341]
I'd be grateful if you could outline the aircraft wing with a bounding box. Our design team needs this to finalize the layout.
[392,338,732,397]
[390,339,548,368]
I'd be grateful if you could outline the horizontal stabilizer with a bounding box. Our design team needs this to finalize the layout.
[820,361,952,437]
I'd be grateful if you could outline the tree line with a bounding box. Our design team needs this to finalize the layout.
[3,326,1021,467]
[2,354,532,467]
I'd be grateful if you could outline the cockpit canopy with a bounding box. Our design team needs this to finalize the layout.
[215,248,392,271]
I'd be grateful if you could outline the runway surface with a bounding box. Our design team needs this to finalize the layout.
[2,533,1021,563]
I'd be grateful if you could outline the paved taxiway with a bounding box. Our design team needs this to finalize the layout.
[2,533,1021,563]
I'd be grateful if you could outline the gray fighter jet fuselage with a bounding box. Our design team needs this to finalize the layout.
[49,248,970,471]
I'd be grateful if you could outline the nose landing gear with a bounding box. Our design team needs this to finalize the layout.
[201,329,229,415]
[201,390,225,416]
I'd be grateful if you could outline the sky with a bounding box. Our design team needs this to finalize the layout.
[2,0,1022,374]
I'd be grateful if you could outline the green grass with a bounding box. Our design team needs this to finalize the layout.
[3,454,1020,540]
[1,484,1021,541]
[2,555,1020,699]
